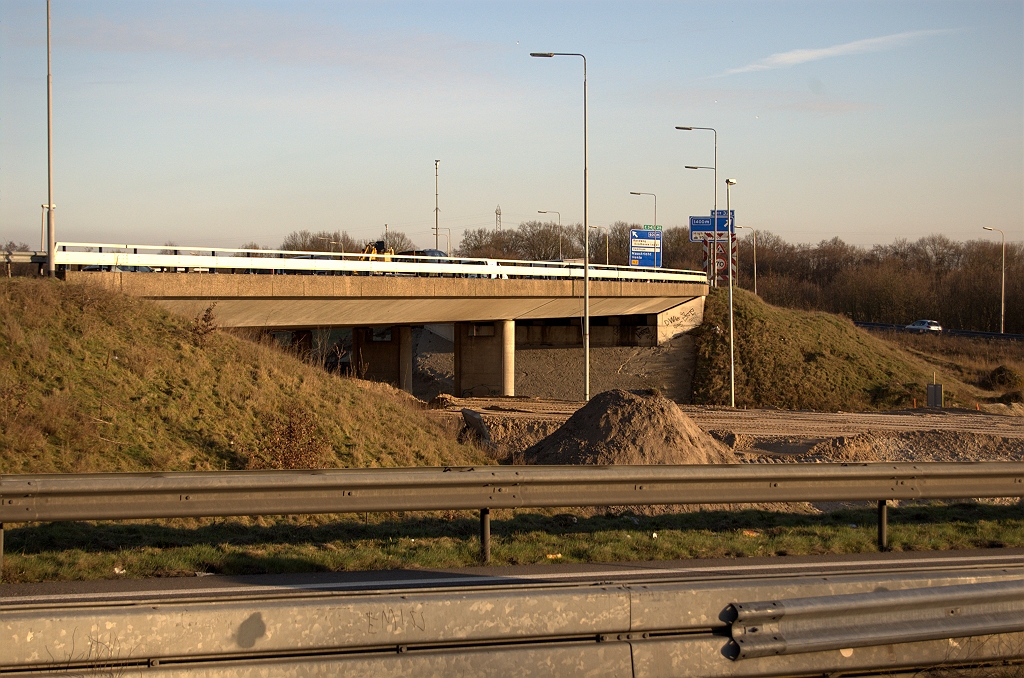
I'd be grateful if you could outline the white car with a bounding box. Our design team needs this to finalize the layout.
[906,319,942,332]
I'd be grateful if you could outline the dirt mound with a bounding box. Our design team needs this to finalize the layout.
[522,390,737,465]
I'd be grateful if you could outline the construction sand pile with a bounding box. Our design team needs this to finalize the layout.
[522,389,738,466]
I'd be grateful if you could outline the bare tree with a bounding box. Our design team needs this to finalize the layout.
[280,230,361,253]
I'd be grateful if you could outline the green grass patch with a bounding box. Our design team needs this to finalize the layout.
[4,503,1022,584]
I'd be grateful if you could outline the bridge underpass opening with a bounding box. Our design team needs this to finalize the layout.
[260,303,704,401]
[66,271,707,400]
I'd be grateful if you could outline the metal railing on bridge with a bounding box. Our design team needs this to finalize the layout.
[52,242,708,284]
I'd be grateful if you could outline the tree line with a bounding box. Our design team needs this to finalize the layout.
[453,223,1021,333]
[741,232,1022,334]
[5,223,1017,333]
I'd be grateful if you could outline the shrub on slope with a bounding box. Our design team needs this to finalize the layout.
[0,279,486,473]
[692,288,973,410]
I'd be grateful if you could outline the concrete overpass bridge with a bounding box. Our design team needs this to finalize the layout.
[55,243,709,398]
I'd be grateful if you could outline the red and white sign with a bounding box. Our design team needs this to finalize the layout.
[703,239,738,285]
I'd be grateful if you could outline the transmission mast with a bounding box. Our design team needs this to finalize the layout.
[495,205,501,231]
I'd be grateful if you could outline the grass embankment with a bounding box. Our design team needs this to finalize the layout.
[0,278,486,473]
[884,331,1024,406]
[5,503,1022,583]
[693,287,981,410]
[1,278,1019,583]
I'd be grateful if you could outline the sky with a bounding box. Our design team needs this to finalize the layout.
[1,0,1022,251]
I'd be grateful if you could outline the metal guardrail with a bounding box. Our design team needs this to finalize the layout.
[51,242,708,284]
[2,462,1023,565]
[4,565,1023,676]
[2,250,45,276]
[729,578,1024,659]
[855,321,1024,341]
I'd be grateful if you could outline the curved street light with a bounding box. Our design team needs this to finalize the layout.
[629,191,657,228]
[532,51,591,401]
[46,0,55,276]
[434,160,440,251]
[677,126,717,286]
[725,178,737,408]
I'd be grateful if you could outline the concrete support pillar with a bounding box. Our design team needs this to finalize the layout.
[399,325,413,394]
[500,319,515,397]
[454,322,512,398]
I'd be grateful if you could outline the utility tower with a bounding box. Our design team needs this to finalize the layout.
[495,205,501,231]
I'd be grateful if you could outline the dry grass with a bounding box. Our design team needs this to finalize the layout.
[0,278,488,474]
[693,288,986,410]
[881,331,1024,402]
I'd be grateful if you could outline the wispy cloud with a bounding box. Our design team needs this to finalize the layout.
[722,29,953,76]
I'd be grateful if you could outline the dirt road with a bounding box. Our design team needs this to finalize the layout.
[434,396,1024,438]
[432,395,1024,464]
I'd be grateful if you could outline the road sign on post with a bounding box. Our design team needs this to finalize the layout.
[712,238,738,285]
[629,229,662,267]
[689,211,734,242]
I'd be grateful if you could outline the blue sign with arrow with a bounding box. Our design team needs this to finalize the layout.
[629,229,662,267]
[689,210,735,242]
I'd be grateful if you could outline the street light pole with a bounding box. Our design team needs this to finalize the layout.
[538,210,562,260]
[725,178,737,408]
[434,160,440,251]
[677,126,717,286]
[629,191,657,228]
[983,226,1006,334]
[46,0,55,277]
[532,51,590,401]
[735,225,757,295]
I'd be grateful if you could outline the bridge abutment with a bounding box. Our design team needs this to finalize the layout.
[454,320,516,398]
[351,325,414,394]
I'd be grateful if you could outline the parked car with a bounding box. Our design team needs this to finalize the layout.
[906,319,942,332]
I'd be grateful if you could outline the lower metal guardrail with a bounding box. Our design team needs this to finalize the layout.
[728,578,1024,660]
[2,462,1023,567]
[4,567,1024,676]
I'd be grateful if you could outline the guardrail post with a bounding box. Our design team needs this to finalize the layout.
[480,508,491,564]
[877,500,888,550]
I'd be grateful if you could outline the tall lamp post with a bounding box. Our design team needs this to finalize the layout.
[532,51,590,402]
[629,191,657,227]
[735,225,756,296]
[983,226,1006,334]
[434,160,440,251]
[46,0,55,277]
[676,126,717,286]
[538,210,562,260]
[725,178,737,408]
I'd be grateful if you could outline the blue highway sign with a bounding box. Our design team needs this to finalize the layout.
[689,210,735,242]
[629,229,662,267]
